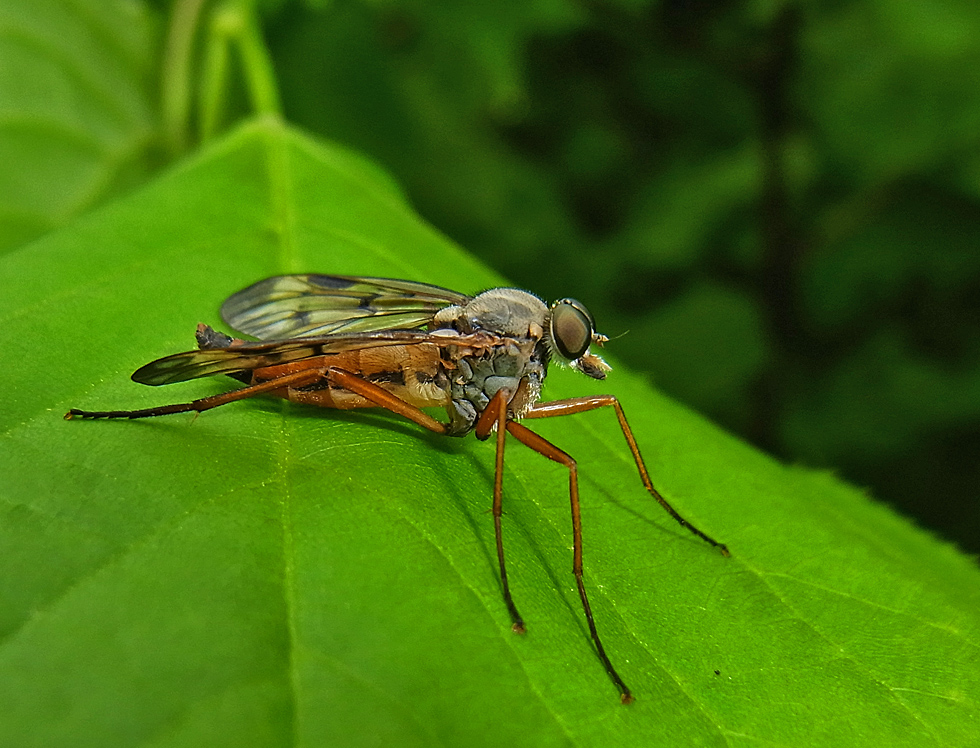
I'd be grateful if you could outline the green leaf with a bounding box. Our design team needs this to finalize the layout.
[1,119,978,747]
[0,0,160,255]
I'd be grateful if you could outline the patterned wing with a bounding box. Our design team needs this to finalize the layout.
[131,329,449,386]
[220,274,472,340]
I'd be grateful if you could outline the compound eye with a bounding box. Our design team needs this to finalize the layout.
[550,299,594,360]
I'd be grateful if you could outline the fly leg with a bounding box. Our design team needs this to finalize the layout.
[526,396,728,555]
[505,419,633,704]
[67,366,451,437]
[472,389,525,634]
[65,369,328,420]
[320,367,448,435]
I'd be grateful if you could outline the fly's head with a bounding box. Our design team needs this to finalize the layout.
[545,298,610,380]
[432,288,610,380]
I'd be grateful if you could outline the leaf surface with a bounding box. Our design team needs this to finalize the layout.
[1,119,978,748]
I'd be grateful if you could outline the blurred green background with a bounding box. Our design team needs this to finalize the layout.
[4,0,979,552]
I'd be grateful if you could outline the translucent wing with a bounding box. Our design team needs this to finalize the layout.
[132,329,451,386]
[221,274,472,340]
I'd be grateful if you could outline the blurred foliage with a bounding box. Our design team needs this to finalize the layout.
[0,0,161,253]
[3,0,978,552]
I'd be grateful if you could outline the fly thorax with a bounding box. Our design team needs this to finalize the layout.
[433,288,550,339]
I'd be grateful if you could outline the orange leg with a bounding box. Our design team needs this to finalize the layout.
[505,419,634,704]
[67,367,449,436]
[324,368,447,435]
[65,369,328,420]
[473,390,525,634]
[526,395,728,555]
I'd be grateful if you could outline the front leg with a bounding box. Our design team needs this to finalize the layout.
[525,395,728,555]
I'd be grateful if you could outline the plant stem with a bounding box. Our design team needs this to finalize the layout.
[161,0,208,156]
[231,0,282,117]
